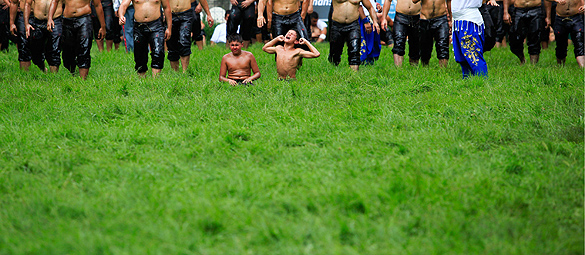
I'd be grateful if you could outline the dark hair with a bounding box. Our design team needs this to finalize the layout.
[227,34,243,43]
[310,12,319,20]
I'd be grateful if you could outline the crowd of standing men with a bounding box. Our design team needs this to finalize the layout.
[0,0,582,80]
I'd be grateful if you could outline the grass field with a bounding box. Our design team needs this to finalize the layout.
[0,41,583,254]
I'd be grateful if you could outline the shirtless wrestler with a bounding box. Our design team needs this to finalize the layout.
[382,0,421,66]
[413,0,449,67]
[262,29,320,79]
[9,0,36,70]
[24,0,63,72]
[503,0,554,64]
[219,34,261,85]
[551,0,584,67]
[167,0,212,72]
[47,0,106,79]
[226,0,255,48]
[257,0,310,39]
[330,0,379,71]
[119,0,172,77]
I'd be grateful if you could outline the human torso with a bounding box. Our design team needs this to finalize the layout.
[331,0,361,23]
[133,0,162,22]
[62,0,92,18]
[226,52,253,79]
[275,45,301,79]
[33,0,63,19]
[419,0,446,19]
[273,0,300,15]
[311,25,321,38]
[556,0,581,17]
[513,0,540,8]
[396,0,421,15]
[169,0,190,13]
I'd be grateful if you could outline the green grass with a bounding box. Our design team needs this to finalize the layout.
[0,42,583,254]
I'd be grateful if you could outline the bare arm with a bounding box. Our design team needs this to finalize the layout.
[544,0,551,27]
[362,0,379,32]
[301,0,309,20]
[307,0,313,14]
[246,55,261,82]
[446,0,452,23]
[23,0,33,37]
[359,6,372,34]
[380,0,391,30]
[257,0,266,27]
[503,0,511,24]
[9,0,17,35]
[198,0,213,26]
[317,25,326,42]
[161,0,172,40]
[92,0,106,39]
[117,0,131,24]
[262,35,283,53]
[298,38,320,58]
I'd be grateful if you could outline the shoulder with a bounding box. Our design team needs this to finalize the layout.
[243,50,257,57]
[222,53,233,59]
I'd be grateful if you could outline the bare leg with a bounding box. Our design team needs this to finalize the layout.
[180,55,190,72]
[96,39,104,52]
[495,42,502,48]
[138,72,147,77]
[152,68,162,77]
[170,61,180,71]
[421,60,429,66]
[439,59,448,67]
[19,61,31,71]
[243,40,250,48]
[106,39,114,51]
[350,65,359,71]
[409,58,419,66]
[195,40,204,50]
[256,33,262,44]
[79,68,89,80]
[577,56,585,68]
[393,54,403,67]
[115,42,120,50]
[49,65,59,73]
[541,41,548,49]
[501,37,507,47]
[529,54,539,64]
[518,55,526,64]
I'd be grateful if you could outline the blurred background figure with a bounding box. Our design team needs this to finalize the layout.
[211,12,229,45]
[114,0,134,52]
[359,0,382,65]
[309,11,327,42]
